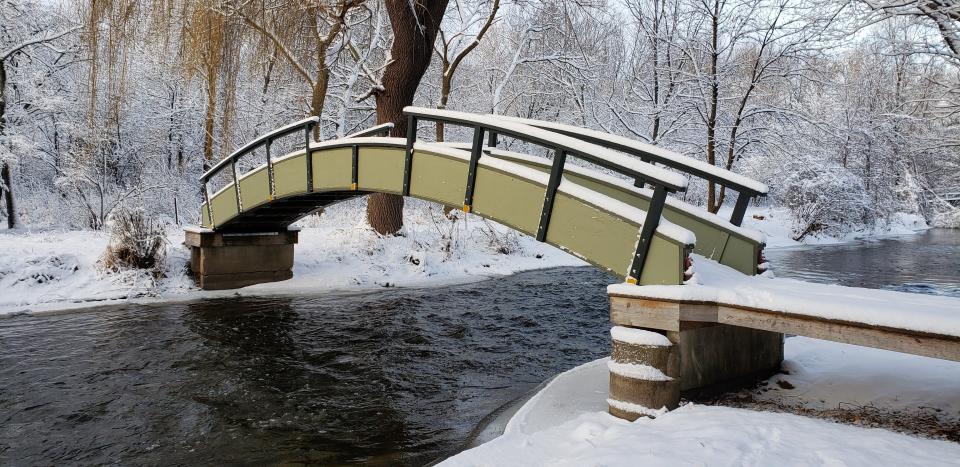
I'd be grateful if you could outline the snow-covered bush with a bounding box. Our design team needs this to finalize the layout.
[775,162,871,241]
[932,207,960,228]
[478,219,522,255]
[100,209,168,276]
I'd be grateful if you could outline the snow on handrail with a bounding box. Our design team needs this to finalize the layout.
[344,122,394,139]
[495,115,768,196]
[403,107,688,192]
[201,116,320,181]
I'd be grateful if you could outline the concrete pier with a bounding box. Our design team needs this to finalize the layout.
[184,227,298,290]
[607,294,784,420]
[607,326,680,420]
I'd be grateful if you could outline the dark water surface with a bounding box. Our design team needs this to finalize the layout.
[0,267,615,465]
[2,229,959,465]
[764,228,960,298]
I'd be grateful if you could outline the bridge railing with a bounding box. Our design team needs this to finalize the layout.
[403,106,689,283]
[496,115,769,227]
[199,118,393,226]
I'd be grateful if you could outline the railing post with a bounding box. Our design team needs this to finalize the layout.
[487,131,498,148]
[627,184,667,284]
[202,180,214,226]
[351,144,359,191]
[633,157,652,188]
[536,149,567,242]
[402,115,417,196]
[463,126,486,212]
[265,137,275,200]
[729,191,751,227]
[232,160,242,214]
[305,122,314,193]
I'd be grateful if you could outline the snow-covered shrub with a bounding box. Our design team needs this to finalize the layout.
[100,209,167,276]
[478,219,522,255]
[775,161,870,241]
[932,207,960,228]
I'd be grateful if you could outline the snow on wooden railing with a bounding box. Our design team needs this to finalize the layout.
[403,106,688,284]
[496,115,768,227]
[199,119,392,227]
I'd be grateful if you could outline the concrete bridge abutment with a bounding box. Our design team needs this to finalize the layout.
[184,227,298,290]
[607,294,784,420]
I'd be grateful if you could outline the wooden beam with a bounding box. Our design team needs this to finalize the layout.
[718,305,960,362]
[609,294,960,362]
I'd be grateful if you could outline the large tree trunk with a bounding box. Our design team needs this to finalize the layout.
[0,60,14,228]
[368,0,449,235]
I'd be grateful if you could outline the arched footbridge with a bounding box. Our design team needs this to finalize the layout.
[185,108,960,422]
[190,107,768,289]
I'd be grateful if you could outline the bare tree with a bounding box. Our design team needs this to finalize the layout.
[1,1,77,228]
[435,0,501,141]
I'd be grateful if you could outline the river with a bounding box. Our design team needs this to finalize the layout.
[1,229,957,465]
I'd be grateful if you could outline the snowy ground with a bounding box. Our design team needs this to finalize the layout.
[0,201,584,316]
[0,202,931,316]
[736,206,928,248]
[442,337,960,466]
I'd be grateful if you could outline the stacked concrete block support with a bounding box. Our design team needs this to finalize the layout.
[184,227,298,290]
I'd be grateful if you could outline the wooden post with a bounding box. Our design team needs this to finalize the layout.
[607,326,680,421]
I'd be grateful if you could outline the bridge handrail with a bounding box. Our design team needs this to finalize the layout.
[344,122,394,139]
[495,115,768,227]
[403,106,685,283]
[201,116,320,182]
[404,107,688,192]
[199,119,392,227]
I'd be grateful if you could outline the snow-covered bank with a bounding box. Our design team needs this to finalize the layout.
[0,203,585,316]
[736,207,929,248]
[443,337,960,466]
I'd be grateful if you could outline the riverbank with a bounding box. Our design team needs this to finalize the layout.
[442,337,960,466]
[0,204,584,316]
[0,204,931,316]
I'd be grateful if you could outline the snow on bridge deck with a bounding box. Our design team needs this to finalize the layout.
[609,255,960,361]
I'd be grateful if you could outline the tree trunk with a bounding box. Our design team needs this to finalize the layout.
[0,60,14,228]
[705,0,720,213]
[368,0,450,235]
[203,72,217,170]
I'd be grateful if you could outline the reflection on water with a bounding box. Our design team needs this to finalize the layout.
[764,228,960,298]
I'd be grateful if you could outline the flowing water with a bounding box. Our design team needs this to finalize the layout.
[763,229,960,297]
[1,229,958,465]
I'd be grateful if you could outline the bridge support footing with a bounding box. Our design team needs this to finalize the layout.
[184,228,298,290]
[607,294,783,420]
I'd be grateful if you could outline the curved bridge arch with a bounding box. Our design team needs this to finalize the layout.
[195,109,766,288]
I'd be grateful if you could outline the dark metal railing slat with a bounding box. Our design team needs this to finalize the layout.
[402,115,417,196]
[231,161,242,214]
[304,123,314,193]
[351,145,359,190]
[729,192,751,227]
[463,126,486,211]
[629,185,668,283]
[265,137,275,200]
[536,149,567,242]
